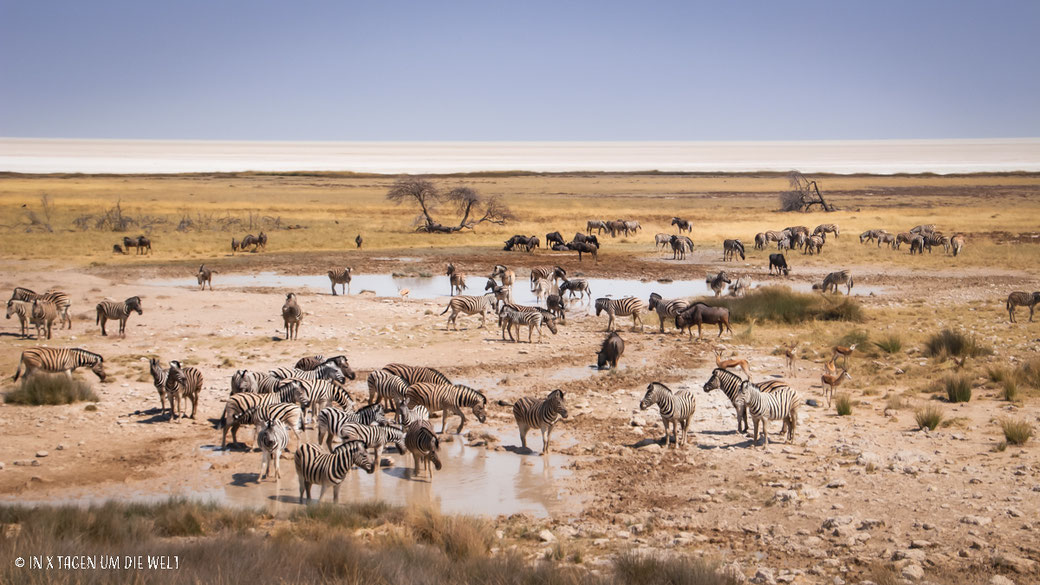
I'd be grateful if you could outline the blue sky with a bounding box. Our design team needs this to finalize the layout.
[1,1,1038,141]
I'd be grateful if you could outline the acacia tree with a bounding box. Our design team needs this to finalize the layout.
[779,171,834,212]
[386,178,513,233]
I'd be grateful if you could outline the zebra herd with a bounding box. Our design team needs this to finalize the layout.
[7,286,145,339]
[860,224,966,256]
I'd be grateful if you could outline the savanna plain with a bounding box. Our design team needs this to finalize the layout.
[0,171,1038,585]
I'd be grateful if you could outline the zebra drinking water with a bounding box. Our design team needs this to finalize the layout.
[295,440,375,503]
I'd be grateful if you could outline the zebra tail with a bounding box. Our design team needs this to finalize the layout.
[12,356,24,381]
[439,303,451,315]
[495,399,513,407]
[849,277,855,290]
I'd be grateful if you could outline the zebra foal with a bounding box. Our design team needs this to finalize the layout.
[440,292,496,330]
[497,389,567,454]
[96,296,143,336]
[257,419,290,481]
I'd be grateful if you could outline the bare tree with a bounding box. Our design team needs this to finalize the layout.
[386,178,513,233]
[780,171,834,212]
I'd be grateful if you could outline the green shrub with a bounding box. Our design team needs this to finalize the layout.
[4,374,98,405]
[915,404,944,431]
[943,374,972,402]
[923,329,991,360]
[873,334,903,354]
[1000,418,1033,446]
[834,393,853,416]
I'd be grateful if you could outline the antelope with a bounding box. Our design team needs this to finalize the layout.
[821,369,851,407]
[714,348,751,380]
[832,344,855,369]
[784,344,796,373]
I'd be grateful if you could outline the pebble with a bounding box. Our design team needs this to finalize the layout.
[35,451,48,458]
[901,564,924,581]
[538,529,556,543]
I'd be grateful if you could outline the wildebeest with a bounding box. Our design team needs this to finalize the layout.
[675,303,732,339]
[525,235,540,251]
[241,234,263,252]
[355,234,363,248]
[503,235,527,251]
[671,217,692,233]
[545,232,565,247]
[572,233,599,247]
[546,294,567,323]
[705,271,731,297]
[231,238,240,254]
[569,241,598,262]
[768,253,789,276]
[670,235,693,260]
[135,235,151,254]
[723,239,745,261]
[596,332,624,369]
[123,236,138,253]
[112,244,125,254]
[551,243,571,251]
[1006,291,1040,323]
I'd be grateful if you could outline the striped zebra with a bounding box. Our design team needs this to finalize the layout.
[382,363,452,386]
[499,305,558,343]
[950,234,965,257]
[165,360,203,420]
[367,369,409,410]
[295,354,332,371]
[497,389,567,454]
[281,293,302,340]
[197,264,214,290]
[804,235,824,255]
[893,232,912,250]
[594,297,645,332]
[647,293,689,334]
[738,378,799,447]
[343,422,406,464]
[1006,291,1040,323]
[231,403,304,450]
[859,229,887,244]
[877,232,896,248]
[753,233,768,250]
[813,223,839,239]
[723,239,745,261]
[95,296,143,337]
[764,230,784,242]
[559,278,591,301]
[404,409,441,478]
[231,370,280,394]
[446,263,467,296]
[910,224,935,235]
[655,233,672,249]
[297,377,355,421]
[13,347,106,382]
[316,404,389,450]
[327,267,352,295]
[530,265,565,285]
[639,382,696,447]
[5,300,32,337]
[256,419,290,480]
[30,300,58,340]
[706,272,731,297]
[440,292,496,330]
[925,233,947,253]
[703,368,793,440]
[220,392,279,448]
[9,288,72,329]
[819,270,854,294]
[270,362,350,383]
[587,219,608,234]
[149,357,169,417]
[295,440,375,503]
[669,235,693,260]
[405,383,487,434]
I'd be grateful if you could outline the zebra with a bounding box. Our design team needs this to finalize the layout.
[197,264,214,290]
[219,392,280,448]
[440,292,497,330]
[703,368,794,441]
[149,357,169,416]
[95,296,143,337]
[327,268,352,295]
[230,238,240,254]
[595,297,645,332]
[530,265,565,285]
[910,224,936,235]
[491,264,516,288]
[925,233,947,253]
[499,305,558,343]
[804,235,824,255]
[909,235,926,255]
[639,382,696,447]
[270,362,350,383]
[30,299,57,340]
[9,288,72,329]
[5,300,32,337]
[894,232,912,250]
[559,278,591,301]
[654,233,672,249]
[877,233,896,248]
[231,370,280,394]
[531,277,556,303]
[446,263,467,296]
[753,233,768,250]
[256,419,290,481]
[647,292,689,334]
[295,440,375,503]
[546,293,567,323]
[859,229,887,244]
[706,271,731,297]
[1007,291,1040,323]
[670,217,692,233]
[165,360,203,420]
[764,230,784,243]
[317,404,389,450]
[819,270,854,294]
[727,276,751,297]
[342,422,406,464]
[669,235,693,260]
[405,382,487,434]
[13,347,106,382]
[950,234,965,256]
[231,402,304,451]
[404,416,441,478]
[281,293,302,340]
[723,239,745,261]
[284,377,353,423]
[624,220,641,234]
[587,219,608,234]
[367,369,409,410]
[382,363,452,386]
[737,378,799,447]
[777,236,792,251]
[813,223,839,239]
[497,389,567,454]
[294,354,351,372]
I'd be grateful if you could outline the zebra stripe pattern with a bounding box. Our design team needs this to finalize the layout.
[13,347,105,382]
[440,293,497,330]
[813,223,839,239]
[316,404,389,450]
[594,297,645,332]
[5,300,32,337]
[281,293,302,340]
[328,268,352,295]
[404,419,441,478]
[739,378,799,447]
[530,266,565,284]
[702,367,753,434]
[647,293,689,333]
[30,300,58,340]
[95,296,143,336]
[820,270,854,294]
[295,440,375,503]
[505,389,567,454]
[149,357,170,417]
[220,392,280,448]
[382,364,452,386]
[9,288,72,329]
[499,306,557,343]
[165,360,203,420]
[232,402,304,447]
[197,265,213,290]
[559,278,591,301]
[270,363,348,383]
[294,354,354,374]
[342,422,406,463]
[367,369,409,410]
[405,383,487,434]
[639,382,697,447]
[257,419,289,480]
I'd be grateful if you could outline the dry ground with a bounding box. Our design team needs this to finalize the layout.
[1,172,1039,584]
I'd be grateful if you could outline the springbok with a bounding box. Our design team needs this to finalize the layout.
[832,344,856,369]
[821,369,852,407]
[714,348,751,380]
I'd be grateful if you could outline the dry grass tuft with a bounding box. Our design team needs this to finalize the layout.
[4,374,98,405]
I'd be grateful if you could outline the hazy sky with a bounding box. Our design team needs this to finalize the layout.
[1,1,1038,141]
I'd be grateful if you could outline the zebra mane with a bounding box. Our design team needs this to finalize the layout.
[455,384,486,404]
[548,388,565,401]
[73,348,104,362]
[713,367,742,382]
[647,381,672,394]
[12,286,37,296]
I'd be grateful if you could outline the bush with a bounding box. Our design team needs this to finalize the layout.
[1000,418,1033,446]
[943,375,973,403]
[834,393,853,416]
[292,501,398,530]
[923,329,991,360]
[874,334,903,354]
[613,552,741,585]
[406,506,494,561]
[4,374,98,405]
[1001,379,1019,402]
[710,286,864,324]
[915,404,944,430]
[1019,358,1040,389]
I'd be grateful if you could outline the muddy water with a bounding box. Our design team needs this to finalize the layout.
[147,272,885,300]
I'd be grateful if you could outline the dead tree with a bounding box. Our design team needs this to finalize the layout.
[386,178,513,233]
[780,171,834,212]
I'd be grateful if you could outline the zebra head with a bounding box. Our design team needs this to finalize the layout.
[594,298,608,316]
[640,382,667,410]
[553,266,566,280]
[470,388,488,423]
[324,357,355,381]
[540,312,559,335]
[345,440,376,474]
[702,369,724,393]
[548,389,567,418]
[648,292,662,311]
[91,358,107,382]
[126,296,143,315]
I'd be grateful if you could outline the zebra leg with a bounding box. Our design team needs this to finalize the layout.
[412,452,421,475]
[190,394,198,419]
[479,310,486,329]
[455,408,466,434]
[298,477,307,503]
[99,315,107,336]
[260,450,269,481]
[634,313,643,333]
[518,422,529,450]
[274,447,282,479]
[317,484,328,503]
[542,425,551,454]
[373,445,383,466]
[332,484,341,504]
[441,409,449,434]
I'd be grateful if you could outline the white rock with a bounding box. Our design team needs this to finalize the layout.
[538,529,556,543]
[901,564,924,581]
